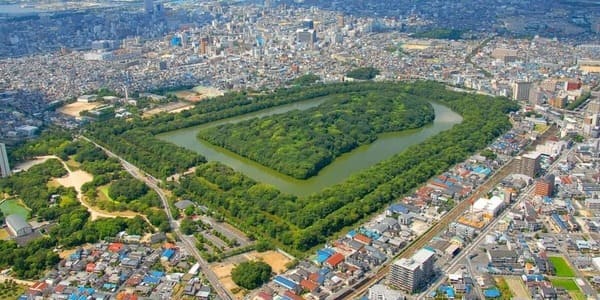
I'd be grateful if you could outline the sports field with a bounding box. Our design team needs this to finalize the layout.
[548,256,576,277]
[550,278,578,291]
[0,199,30,219]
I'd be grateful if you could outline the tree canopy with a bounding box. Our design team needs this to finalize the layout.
[231,261,272,290]
[345,67,380,80]
[198,90,434,178]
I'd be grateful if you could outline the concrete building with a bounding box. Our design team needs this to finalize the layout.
[0,143,10,178]
[517,152,541,178]
[296,29,317,46]
[389,248,435,293]
[513,81,532,101]
[5,214,32,237]
[535,174,555,197]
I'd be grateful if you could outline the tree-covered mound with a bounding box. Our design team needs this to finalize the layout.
[197,90,434,179]
[86,81,518,255]
[231,261,272,290]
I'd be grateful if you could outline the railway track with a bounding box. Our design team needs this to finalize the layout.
[338,126,558,299]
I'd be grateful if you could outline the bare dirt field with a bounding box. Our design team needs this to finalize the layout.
[0,229,9,240]
[504,276,532,300]
[173,86,224,102]
[402,43,430,50]
[14,156,55,172]
[411,220,431,236]
[58,102,101,118]
[211,263,244,299]
[580,66,600,73]
[143,101,193,117]
[211,250,292,299]
[244,250,291,274]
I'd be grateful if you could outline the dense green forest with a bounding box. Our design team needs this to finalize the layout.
[82,81,518,254]
[345,67,380,80]
[198,91,434,178]
[162,82,517,253]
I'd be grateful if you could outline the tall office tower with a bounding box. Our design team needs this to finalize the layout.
[512,81,532,101]
[144,0,154,14]
[389,248,435,293]
[302,18,314,30]
[0,143,11,178]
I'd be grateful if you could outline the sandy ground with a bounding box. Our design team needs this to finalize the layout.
[143,101,193,117]
[0,274,35,287]
[504,276,532,300]
[168,105,194,114]
[211,250,291,299]
[173,86,224,102]
[244,250,291,274]
[14,156,55,172]
[57,102,101,118]
[402,43,430,50]
[0,229,9,240]
[410,220,431,236]
[580,66,600,73]
[211,263,244,299]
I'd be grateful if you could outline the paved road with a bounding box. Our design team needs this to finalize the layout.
[81,136,235,300]
[422,139,577,299]
[338,126,560,299]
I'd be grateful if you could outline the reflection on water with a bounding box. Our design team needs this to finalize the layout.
[157,100,462,196]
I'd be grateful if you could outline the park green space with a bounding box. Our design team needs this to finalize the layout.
[549,278,579,291]
[0,198,30,219]
[549,256,576,277]
[197,90,435,179]
[87,81,518,253]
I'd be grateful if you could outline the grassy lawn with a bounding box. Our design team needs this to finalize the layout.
[98,185,115,202]
[550,278,579,291]
[494,277,513,299]
[65,158,81,171]
[549,256,576,277]
[0,199,30,219]
[0,280,27,299]
[569,291,586,300]
[534,124,549,133]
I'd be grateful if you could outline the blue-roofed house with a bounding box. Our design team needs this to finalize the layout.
[150,270,165,280]
[387,203,409,215]
[273,275,298,292]
[161,249,175,262]
[143,275,161,285]
[316,248,335,263]
[346,230,357,238]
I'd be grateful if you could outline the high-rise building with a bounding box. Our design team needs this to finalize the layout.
[0,143,10,178]
[296,29,317,46]
[535,174,555,197]
[302,19,314,30]
[200,37,209,55]
[517,152,541,178]
[512,81,532,101]
[144,0,154,14]
[389,248,435,293]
